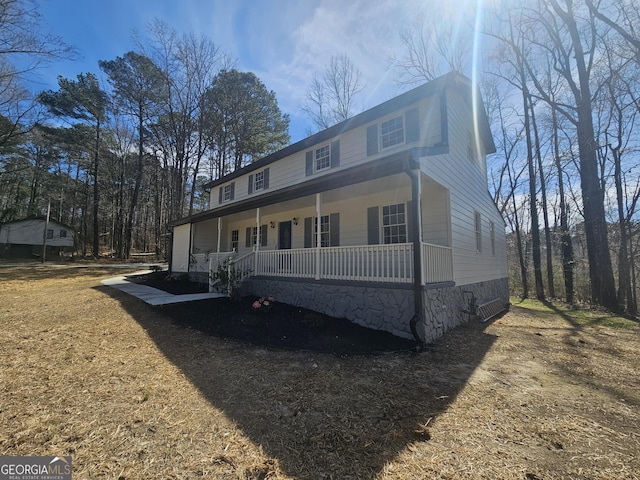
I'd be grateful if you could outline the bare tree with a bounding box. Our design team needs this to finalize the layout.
[487,0,618,310]
[138,20,227,219]
[390,10,474,86]
[0,0,74,147]
[302,54,364,131]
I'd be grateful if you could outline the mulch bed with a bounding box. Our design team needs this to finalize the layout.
[127,271,418,355]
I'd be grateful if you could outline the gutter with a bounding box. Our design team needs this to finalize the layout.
[403,156,425,352]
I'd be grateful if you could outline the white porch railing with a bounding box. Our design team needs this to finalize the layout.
[256,248,317,279]
[191,252,234,274]
[320,244,414,283]
[421,242,453,284]
[217,242,452,286]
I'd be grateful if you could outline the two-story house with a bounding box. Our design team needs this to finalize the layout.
[170,71,508,344]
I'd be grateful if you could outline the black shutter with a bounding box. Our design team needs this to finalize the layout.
[261,225,268,247]
[304,217,312,248]
[230,182,235,200]
[405,108,420,143]
[245,227,252,248]
[367,206,379,245]
[248,175,253,194]
[330,213,340,247]
[305,151,313,176]
[366,124,378,156]
[219,187,223,204]
[330,140,340,168]
[263,168,269,189]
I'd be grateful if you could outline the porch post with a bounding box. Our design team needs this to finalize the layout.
[315,193,321,280]
[255,207,260,275]
[216,217,222,254]
[417,172,424,282]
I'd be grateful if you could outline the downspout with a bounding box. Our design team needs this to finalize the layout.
[403,156,425,351]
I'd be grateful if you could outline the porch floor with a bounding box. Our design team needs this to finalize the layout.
[101,271,226,305]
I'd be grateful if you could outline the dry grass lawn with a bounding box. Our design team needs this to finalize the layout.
[1,263,639,479]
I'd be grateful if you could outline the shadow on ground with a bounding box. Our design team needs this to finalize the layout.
[99,286,499,479]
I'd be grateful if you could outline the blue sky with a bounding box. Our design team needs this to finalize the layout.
[34,0,465,142]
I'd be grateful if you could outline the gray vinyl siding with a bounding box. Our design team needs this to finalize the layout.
[171,223,192,272]
[0,219,74,247]
[197,84,505,288]
[419,89,507,286]
[191,218,218,253]
[208,96,444,209]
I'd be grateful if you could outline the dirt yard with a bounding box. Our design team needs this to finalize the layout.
[0,263,638,479]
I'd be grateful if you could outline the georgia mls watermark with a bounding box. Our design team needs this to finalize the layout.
[0,456,72,480]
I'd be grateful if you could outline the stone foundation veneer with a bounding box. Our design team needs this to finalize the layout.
[420,277,509,343]
[240,276,509,343]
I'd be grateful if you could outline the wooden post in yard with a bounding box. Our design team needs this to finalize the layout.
[41,200,51,263]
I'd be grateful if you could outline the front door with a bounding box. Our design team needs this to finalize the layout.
[278,221,292,249]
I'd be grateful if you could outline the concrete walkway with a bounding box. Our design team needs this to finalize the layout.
[101,271,226,306]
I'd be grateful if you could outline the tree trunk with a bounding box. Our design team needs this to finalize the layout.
[552,104,574,304]
[92,121,101,258]
[531,102,555,298]
[521,76,544,300]
[124,105,145,259]
[550,0,617,310]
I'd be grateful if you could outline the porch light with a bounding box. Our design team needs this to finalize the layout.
[270,221,275,229]
[292,217,298,225]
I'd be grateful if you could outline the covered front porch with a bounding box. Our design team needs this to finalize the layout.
[178,163,454,292]
[191,241,452,290]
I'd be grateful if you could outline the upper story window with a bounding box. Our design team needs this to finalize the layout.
[223,184,232,202]
[218,182,235,204]
[475,211,482,253]
[381,116,404,149]
[254,171,264,191]
[315,145,331,172]
[248,168,269,194]
[306,140,340,176]
[490,221,495,256]
[46,229,53,239]
[60,230,67,238]
[367,108,419,156]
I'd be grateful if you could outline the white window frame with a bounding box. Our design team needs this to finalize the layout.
[254,170,265,191]
[315,144,331,172]
[231,229,239,252]
[474,211,482,253]
[490,221,495,256]
[313,215,330,247]
[251,226,265,246]
[223,184,232,202]
[381,115,404,149]
[382,203,407,244]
